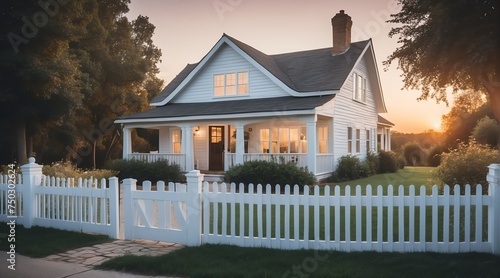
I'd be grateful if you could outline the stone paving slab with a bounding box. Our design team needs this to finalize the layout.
[44,239,185,267]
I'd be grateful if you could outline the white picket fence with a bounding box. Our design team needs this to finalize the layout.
[1,158,500,255]
[202,182,491,253]
[0,158,119,238]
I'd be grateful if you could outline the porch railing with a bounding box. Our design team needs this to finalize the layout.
[128,153,186,171]
[225,153,308,170]
[225,153,333,175]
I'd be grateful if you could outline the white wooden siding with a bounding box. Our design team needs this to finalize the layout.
[158,127,170,153]
[172,44,289,103]
[332,51,378,167]
[193,125,208,170]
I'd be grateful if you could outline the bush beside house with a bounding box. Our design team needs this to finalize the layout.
[329,150,400,182]
[224,160,316,191]
[105,159,184,184]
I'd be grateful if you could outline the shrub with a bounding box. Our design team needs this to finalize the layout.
[397,155,406,169]
[472,116,500,147]
[427,144,448,167]
[330,155,369,182]
[378,150,398,173]
[435,141,499,194]
[42,161,117,180]
[224,160,316,191]
[402,141,426,166]
[365,151,380,175]
[105,159,183,184]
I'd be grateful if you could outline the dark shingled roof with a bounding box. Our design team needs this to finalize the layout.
[118,95,334,121]
[151,34,370,104]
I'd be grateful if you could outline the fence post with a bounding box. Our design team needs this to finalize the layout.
[20,157,43,228]
[108,177,120,239]
[185,170,204,246]
[487,163,500,255]
[122,178,137,240]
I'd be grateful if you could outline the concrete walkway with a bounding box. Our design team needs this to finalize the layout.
[0,239,185,278]
[44,239,184,266]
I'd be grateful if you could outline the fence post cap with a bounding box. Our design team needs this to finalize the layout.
[28,157,36,164]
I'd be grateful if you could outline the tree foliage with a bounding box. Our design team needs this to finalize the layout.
[0,0,163,167]
[472,116,500,147]
[386,0,500,149]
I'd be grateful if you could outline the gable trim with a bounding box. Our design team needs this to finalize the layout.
[151,35,338,106]
[340,39,387,113]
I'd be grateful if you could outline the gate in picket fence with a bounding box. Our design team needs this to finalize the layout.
[1,158,499,255]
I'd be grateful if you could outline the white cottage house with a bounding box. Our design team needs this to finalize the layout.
[116,10,393,179]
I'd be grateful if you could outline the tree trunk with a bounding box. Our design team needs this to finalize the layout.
[16,120,28,165]
[92,140,97,169]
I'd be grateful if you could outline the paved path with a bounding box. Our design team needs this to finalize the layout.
[1,239,185,278]
[44,239,185,266]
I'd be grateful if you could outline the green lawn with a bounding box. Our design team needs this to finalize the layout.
[99,167,498,277]
[0,225,112,257]
[98,244,500,278]
[321,166,441,192]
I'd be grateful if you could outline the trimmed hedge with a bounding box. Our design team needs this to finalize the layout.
[224,160,316,191]
[105,159,183,184]
[330,155,369,182]
[378,150,399,173]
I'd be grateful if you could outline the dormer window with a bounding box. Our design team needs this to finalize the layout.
[353,72,366,102]
[214,72,249,97]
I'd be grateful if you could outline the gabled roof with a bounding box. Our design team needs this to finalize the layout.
[378,115,395,127]
[117,95,334,123]
[151,34,370,105]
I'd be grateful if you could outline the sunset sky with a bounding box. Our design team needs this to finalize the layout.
[127,0,451,133]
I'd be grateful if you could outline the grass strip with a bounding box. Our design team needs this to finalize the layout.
[98,244,500,278]
[0,225,112,258]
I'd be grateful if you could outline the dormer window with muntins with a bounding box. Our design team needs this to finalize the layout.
[214,72,249,97]
[353,72,366,102]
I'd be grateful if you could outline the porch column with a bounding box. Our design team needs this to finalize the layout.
[122,127,132,159]
[182,126,194,171]
[235,124,245,165]
[380,128,385,151]
[307,121,317,175]
[387,128,391,151]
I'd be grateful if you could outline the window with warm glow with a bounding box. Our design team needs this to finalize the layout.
[260,127,306,154]
[172,128,181,154]
[318,126,328,153]
[213,72,248,97]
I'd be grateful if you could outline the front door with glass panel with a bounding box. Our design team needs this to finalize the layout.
[209,126,224,171]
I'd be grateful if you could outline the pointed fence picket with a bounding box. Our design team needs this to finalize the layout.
[0,159,119,239]
[2,160,500,254]
[201,180,495,254]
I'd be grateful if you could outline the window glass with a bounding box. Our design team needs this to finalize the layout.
[225,73,236,96]
[238,72,248,94]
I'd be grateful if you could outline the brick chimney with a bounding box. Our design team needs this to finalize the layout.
[331,10,352,55]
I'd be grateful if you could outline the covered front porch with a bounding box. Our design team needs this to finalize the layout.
[121,115,334,177]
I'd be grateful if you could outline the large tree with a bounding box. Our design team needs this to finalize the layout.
[0,0,162,167]
[385,0,499,150]
[0,1,90,164]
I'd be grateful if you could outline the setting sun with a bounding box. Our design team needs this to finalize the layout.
[433,120,442,131]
